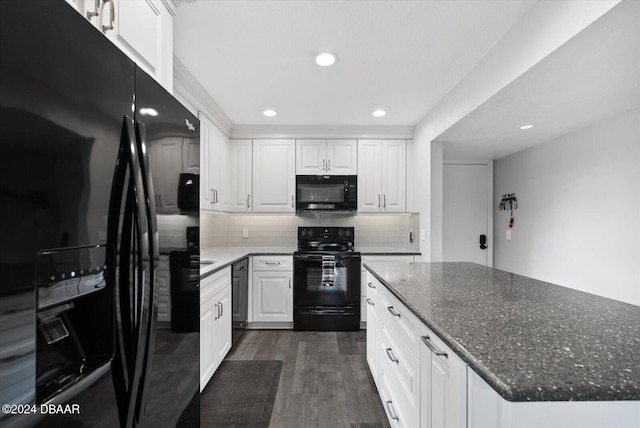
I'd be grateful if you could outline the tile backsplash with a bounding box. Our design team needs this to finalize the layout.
[200,212,419,250]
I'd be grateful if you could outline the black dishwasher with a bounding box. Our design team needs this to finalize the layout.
[232,258,248,345]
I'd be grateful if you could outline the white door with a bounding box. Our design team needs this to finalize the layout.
[326,139,357,175]
[252,139,295,212]
[442,163,490,265]
[296,139,326,174]
[252,271,293,322]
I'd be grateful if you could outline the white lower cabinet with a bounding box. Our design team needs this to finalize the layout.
[367,270,640,428]
[420,324,467,428]
[467,370,640,428]
[251,256,293,324]
[200,267,232,390]
[365,272,380,386]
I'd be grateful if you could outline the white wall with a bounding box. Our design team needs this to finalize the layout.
[493,108,640,306]
[413,0,620,261]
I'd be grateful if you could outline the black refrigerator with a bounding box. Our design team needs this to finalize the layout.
[0,2,200,427]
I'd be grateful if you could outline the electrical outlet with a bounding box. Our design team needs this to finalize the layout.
[242,229,249,239]
[420,229,426,241]
[506,229,511,241]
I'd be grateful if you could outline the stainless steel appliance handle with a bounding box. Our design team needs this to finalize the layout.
[87,0,100,18]
[366,298,374,306]
[421,335,448,358]
[385,347,399,364]
[367,281,376,289]
[101,0,114,32]
[386,401,399,421]
[387,306,401,318]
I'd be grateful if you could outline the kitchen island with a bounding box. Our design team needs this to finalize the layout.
[364,261,640,427]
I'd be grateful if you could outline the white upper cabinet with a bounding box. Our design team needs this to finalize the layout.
[199,113,228,212]
[66,0,174,92]
[253,139,296,213]
[358,140,406,212]
[296,139,357,175]
[228,139,253,212]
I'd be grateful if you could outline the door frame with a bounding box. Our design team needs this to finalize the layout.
[443,160,494,267]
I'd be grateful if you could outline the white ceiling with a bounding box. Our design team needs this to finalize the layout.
[173,0,536,127]
[437,0,640,160]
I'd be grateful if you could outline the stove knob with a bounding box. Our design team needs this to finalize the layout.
[337,229,344,238]
[308,229,314,238]
[345,229,352,238]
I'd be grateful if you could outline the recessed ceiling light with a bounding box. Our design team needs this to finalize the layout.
[315,52,337,67]
[139,107,158,116]
[519,124,534,130]
[263,109,277,117]
[372,109,386,118]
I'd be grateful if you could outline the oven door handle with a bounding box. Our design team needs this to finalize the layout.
[294,253,359,260]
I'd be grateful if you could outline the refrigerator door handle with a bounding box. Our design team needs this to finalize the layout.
[133,120,159,423]
[107,115,152,428]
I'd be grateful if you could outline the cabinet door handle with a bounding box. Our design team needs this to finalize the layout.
[383,194,386,208]
[385,347,399,364]
[386,400,399,421]
[387,306,401,318]
[214,189,218,204]
[247,194,251,209]
[421,335,448,358]
[101,0,114,32]
[87,0,100,19]
[289,278,292,289]
[220,302,223,318]
[210,188,214,205]
[322,160,326,171]
[367,282,376,289]
[291,195,294,208]
[327,159,331,171]
[366,298,374,306]
[377,194,381,208]
[214,303,219,320]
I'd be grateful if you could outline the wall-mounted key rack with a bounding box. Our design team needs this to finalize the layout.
[499,193,518,215]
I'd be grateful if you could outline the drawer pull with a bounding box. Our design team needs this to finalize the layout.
[387,306,401,318]
[367,282,376,289]
[421,335,448,358]
[385,347,399,364]
[366,298,374,306]
[386,400,399,421]
[265,261,281,265]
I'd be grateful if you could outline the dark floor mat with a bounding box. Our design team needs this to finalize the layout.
[200,360,283,428]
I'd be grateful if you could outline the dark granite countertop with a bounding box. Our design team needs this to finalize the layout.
[364,261,640,402]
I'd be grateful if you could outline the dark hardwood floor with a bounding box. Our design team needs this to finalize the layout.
[224,329,391,428]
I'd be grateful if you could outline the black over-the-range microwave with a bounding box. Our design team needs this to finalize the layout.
[296,175,357,212]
